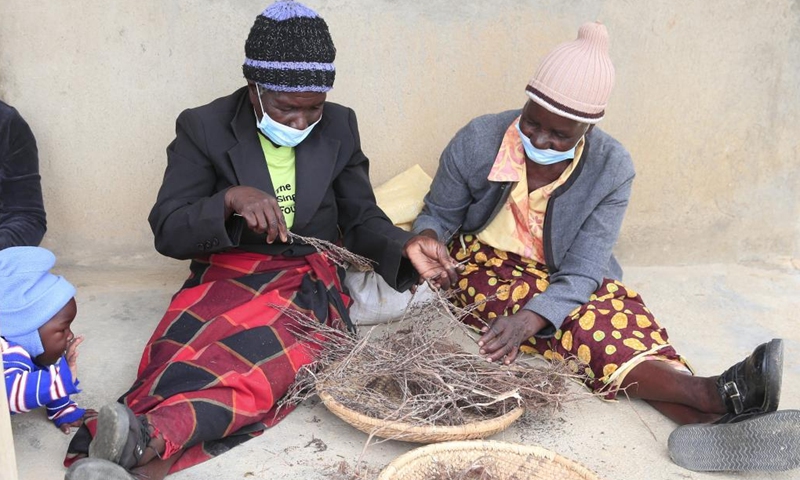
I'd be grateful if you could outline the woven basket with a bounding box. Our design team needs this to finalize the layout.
[378,440,602,480]
[318,389,524,443]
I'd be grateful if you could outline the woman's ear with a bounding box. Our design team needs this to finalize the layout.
[246,82,262,117]
[246,81,258,102]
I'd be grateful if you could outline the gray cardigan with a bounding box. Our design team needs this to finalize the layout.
[413,110,635,332]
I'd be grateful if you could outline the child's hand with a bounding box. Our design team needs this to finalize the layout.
[58,408,97,434]
[65,335,84,380]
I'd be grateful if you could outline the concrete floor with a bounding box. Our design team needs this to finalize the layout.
[9,259,800,480]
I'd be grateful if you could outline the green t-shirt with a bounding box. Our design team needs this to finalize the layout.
[258,134,297,229]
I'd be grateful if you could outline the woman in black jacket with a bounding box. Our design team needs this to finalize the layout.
[64,3,457,479]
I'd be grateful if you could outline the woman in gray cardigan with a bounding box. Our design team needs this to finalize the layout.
[414,23,798,472]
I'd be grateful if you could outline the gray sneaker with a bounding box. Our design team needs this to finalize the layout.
[65,458,135,480]
[89,403,151,470]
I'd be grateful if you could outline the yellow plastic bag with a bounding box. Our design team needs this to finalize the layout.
[374,164,432,231]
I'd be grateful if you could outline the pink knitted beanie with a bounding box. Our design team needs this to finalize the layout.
[526,22,615,124]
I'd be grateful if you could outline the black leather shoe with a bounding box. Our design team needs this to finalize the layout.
[715,338,783,420]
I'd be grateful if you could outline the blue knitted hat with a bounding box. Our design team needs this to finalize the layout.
[0,247,76,358]
[243,0,336,92]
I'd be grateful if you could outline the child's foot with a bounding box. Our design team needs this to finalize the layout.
[89,403,151,470]
[65,457,135,479]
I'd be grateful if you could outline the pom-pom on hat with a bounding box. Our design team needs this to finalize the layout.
[526,22,615,124]
[0,247,76,358]
[243,0,336,93]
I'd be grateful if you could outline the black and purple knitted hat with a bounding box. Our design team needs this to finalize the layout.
[243,0,336,92]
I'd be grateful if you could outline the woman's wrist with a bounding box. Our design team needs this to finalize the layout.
[517,309,549,337]
[223,187,238,218]
[417,229,439,241]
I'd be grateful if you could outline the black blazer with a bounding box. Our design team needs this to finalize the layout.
[149,87,415,290]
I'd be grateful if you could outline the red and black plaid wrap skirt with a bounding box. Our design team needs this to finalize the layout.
[65,250,351,473]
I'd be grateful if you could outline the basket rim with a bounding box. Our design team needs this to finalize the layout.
[318,389,525,437]
[378,440,602,480]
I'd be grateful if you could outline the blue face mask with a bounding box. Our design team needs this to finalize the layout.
[516,122,579,165]
[254,84,321,147]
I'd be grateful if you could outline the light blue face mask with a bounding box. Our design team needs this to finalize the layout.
[516,121,580,165]
[255,84,321,147]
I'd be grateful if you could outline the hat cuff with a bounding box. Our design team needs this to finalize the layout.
[243,63,335,93]
[525,85,605,124]
[255,83,332,93]
[243,59,334,72]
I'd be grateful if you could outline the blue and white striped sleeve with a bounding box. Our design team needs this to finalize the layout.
[3,339,82,425]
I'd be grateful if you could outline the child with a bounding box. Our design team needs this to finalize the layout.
[0,246,92,433]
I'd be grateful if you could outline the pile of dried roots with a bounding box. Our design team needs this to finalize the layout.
[280,287,583,429]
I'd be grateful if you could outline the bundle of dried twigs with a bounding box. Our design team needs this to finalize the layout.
[287,231,375,271]
[280,287,583,429]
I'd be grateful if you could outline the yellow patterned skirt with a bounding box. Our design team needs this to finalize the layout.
[451,235,691,398]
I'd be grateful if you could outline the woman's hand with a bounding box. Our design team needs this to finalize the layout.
[478,310,549,364]
[225,186,288,243]
[403,235,461,290]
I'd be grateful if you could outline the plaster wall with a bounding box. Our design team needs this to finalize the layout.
[1,0,798,266]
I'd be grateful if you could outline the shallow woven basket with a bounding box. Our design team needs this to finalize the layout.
[318,389,524,443]
[378,440,602,480]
